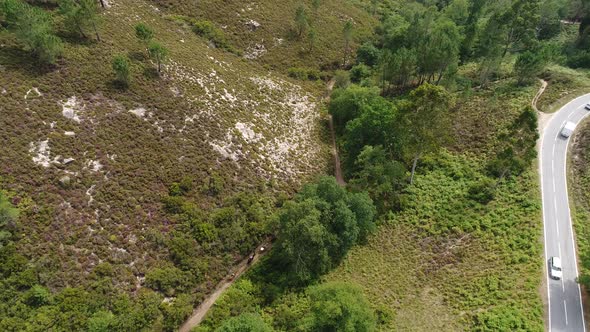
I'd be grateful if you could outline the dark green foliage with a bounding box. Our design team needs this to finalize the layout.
[468,177,496,204]
[1,0,63,63]
[303,282,376,332]
[202,172,225,196]
[350,63,371,83]
[274,177,375,285]
[161,294,193,331]
[514,50,547,85]
[343,95,398,171]
[349,145,407,213]
[215,312,272,332]
[487,107,538,179]
[329,85,382,134]
[87,310,116,332]
[59,0,102,41]
[112,54,131,86]
[145,265,190,296]
[356,42,380,66]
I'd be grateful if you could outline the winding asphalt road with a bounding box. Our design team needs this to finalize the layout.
[541,94,590,331]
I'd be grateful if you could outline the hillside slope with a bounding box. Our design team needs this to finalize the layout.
[0,0,376,322]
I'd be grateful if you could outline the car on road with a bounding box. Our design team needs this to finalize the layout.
[560,121,577,138]
[585,103,590,110]
[549,256,562,280]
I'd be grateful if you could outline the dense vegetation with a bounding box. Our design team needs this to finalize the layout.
[2,0,590,330]
[197,0,590,331]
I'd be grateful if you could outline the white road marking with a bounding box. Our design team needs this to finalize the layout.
[538,132,552,332]
[563,300,567,325]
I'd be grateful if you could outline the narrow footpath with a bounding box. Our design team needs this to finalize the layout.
[178,243,270,332]
[323,79,345,185]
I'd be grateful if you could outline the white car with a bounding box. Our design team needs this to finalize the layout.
[585,103,590,110]
[549,256,562,280]
[561,121,577,138]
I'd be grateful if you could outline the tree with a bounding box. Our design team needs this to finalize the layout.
[294,4,308,39]
[350,145,407,213]
[1,0,63,64]
[343,97,398,171]
[383,47,417,90]
[343,20,354,66]
[275,177,375,285]
[414,18,462,85]
[303,282,376,332]
[307,26,316,52]
[501,0,541,57]
[112,54,130,86]
[148,41,168,73]
[514,50,547,85]
[216,313,272,332]
[356,42,380,66]
[59,0,101,41]
[134,22,154,47]
[399,83,453,184]
[328,85,382,134]
[87,311,115,332]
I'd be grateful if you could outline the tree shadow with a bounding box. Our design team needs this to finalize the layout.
[106,79,130,92]
[128,51,147,62]
[143,67,160,80]
[0,45,58,77]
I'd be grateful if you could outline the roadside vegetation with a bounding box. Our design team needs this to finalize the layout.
[570,120,590,295]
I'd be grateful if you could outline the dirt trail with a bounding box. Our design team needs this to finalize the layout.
[178,243,270,332]
[323,79,345,186]
[179,79,343,332]
[532,79,548,113]
[534,79,554,144]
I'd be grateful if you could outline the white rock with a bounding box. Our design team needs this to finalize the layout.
[61,96,83,123]
[128,107,147,118]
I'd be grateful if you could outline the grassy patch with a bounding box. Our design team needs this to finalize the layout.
[326,152,543,331]
[569,118,590,311]
[537,65,590,113]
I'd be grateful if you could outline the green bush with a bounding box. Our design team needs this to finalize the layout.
[287,67,320,81]
[350,63,371,83]
[145,266,190,296]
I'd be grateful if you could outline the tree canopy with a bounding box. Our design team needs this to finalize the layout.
[274,177,376,285]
